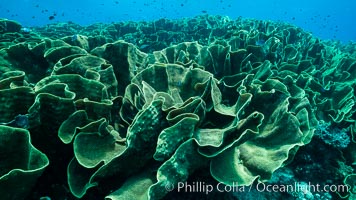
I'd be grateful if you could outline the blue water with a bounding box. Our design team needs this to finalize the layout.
[1,0,355,43]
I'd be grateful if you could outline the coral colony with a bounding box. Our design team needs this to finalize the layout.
[0,15,355,199]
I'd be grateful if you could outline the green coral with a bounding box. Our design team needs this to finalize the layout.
[0,15,354,200]
[0,126,49,199]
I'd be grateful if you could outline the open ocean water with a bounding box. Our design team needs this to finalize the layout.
[0,0,356,200]
[1,0,355,42]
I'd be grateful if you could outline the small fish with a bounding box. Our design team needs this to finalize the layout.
[49,15,55,20]
[255,39,266,46]
[21,27,31,33]
[0,114,30,129]
[71,34,78,42]
[139,44,149,49]
[320,87,330,93]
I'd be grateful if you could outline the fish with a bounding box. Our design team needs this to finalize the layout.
[21,27,31,33]
[0,114,30,129]
[140,44,150,49]
[255,39,266,46]
[71,34,78,42]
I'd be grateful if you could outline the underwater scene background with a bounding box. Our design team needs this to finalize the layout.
[0,0,355,200]
[1,0,356,42]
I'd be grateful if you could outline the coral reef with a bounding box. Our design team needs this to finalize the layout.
[0,15,355,199]
[315,120,351,149]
